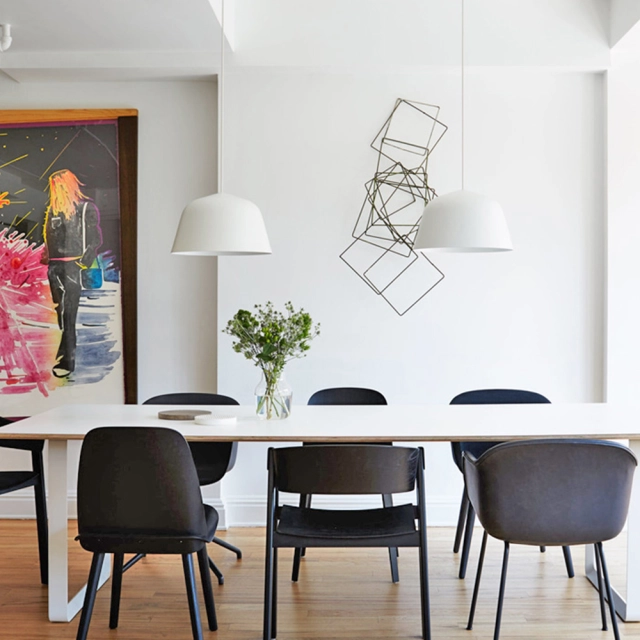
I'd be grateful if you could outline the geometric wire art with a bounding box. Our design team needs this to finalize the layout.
[340,99,448,315]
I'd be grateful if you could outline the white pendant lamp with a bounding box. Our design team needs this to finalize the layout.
[413,0,512,254]
[172,0,271,256]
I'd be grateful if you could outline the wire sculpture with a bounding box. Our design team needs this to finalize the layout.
[340,99,448,316]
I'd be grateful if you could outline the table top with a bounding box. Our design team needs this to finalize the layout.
[1,402,640,442]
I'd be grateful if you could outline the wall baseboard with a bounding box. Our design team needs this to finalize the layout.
[224,494,462,528]
[0,491,230,529]
[0,492,460,528]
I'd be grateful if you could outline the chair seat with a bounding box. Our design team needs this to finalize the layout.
[77,504,219,555]
[275,504,418,547]
[0,471,38,495]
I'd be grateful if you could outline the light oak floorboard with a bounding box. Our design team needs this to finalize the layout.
[0,521,638,639]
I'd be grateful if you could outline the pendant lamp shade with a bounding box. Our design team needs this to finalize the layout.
[171,0,271,257]
[171,193,272,256]
[413,0,512,255]
[413,190,512,253]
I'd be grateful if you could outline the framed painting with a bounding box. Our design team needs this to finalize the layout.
[0,109,137,414]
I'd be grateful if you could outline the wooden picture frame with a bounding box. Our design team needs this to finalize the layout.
[0,109,138,410]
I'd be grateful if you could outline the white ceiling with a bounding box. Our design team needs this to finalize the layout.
[0,0,634,83]
[0,0,223,81]
[1,0,220,51]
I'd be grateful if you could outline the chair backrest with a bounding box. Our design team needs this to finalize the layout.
[0,417,44,453]
[143,392,240,485]
[450,389,551,406]
[449,389,551,470]
[308,387,387,406]
[463,439,637,546]
[270,444,420,495]
[77,427,208,547]
[144,392,238,406]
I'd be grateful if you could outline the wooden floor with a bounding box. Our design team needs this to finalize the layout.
[2,521,640,639]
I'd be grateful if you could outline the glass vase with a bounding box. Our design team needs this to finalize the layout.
[255,370,292,420]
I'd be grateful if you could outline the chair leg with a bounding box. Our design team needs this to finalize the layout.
[122,553,146,572]
[76,553,105,640]
[539,546,546,552]
[382,493,400,583]
[208,555,225,585]
[272,548,278,639]
[596,542,621,640]
[109,553,124,629]
[301,494,311,557]
[291,548,302,582]
[594,543,608,631]
[291,547,302,582]
[292,494,310,581]
[562,545,575,578]
[418,525,431,639]
[197,547,218,631]
[182,554,204,640]
[467,529,488,630]
[493,542,510,640]
[31,450,48,585]
[459,504,475,579]
[453,488,469,553]
[263,545,275,640]
[212,535,242,559]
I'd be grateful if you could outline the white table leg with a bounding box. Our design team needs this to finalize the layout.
[48,439,111,622]
[624,438,640,620]
[585,437,640,621]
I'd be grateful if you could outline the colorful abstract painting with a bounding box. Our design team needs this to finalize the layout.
[0,110,138,414]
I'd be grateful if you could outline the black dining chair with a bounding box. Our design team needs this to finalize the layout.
[0,417,48,585]
[450,389,573,580]
[292,387,400,583]
[264,444,430,640]
[143,392,242,585]
[75,426,218,640]
[463,439,637,640]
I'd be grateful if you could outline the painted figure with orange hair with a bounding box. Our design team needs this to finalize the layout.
[42,169,102,378]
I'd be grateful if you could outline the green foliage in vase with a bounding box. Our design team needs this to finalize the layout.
[223,302,320,418]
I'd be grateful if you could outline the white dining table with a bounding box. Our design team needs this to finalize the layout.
[3,401,640,623]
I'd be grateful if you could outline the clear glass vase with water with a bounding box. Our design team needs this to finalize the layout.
[255,371,292,420]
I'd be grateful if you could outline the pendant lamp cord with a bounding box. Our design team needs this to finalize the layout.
[461,0,465,192]
[218,0,225,194]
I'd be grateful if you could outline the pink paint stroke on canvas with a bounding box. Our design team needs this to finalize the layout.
[0,229,60,396]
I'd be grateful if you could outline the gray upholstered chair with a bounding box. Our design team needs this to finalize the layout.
[463,439,637,640]
[264,444,430,640]
[450,389,573,580]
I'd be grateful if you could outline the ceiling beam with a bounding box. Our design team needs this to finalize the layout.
[0,51,219,83]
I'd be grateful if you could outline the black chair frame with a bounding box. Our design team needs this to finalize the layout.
[264,444,430,640]
[75,426,218,640]
[0,417,47,585]
[294,387,399,583]
[142,392,242,585]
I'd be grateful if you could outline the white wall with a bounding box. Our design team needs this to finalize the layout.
[606,56,640,403]
[0,2,612,525]
[233,0,610,69]
[217,69,605,525]
[0,77,218,515]
[610,0,640,47]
